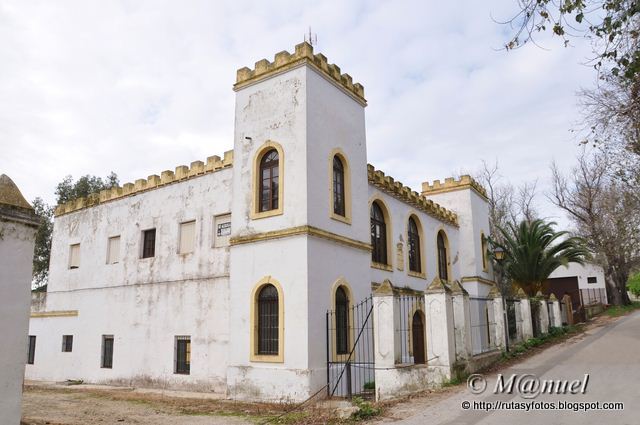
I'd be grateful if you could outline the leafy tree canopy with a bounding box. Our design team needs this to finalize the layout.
[55,172,119,205]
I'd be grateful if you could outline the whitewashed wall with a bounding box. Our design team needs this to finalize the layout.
[27,169,233,392]
[549,262,607,290]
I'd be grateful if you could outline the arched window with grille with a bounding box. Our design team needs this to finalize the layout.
[437,231,449,281]
[259,149,279,212]
[481,233,488,271]
[408,217,421,273]
[333,156,345,217]
[371,202,387,264]
[257,284,279,355]
[335,286,349,355]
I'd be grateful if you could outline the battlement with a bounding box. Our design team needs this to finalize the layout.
[54,150,234,217]
[421,175,488,200]
[234,42,366,105]
[367,164,459,227]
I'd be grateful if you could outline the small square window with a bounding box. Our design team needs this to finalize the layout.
[175,336,191,375]
[101,335,114,369]
[69,244,80,269]
[62,335,73,352]
[142,229,156,259]
[27,335,36,365]
[587,276,597,284]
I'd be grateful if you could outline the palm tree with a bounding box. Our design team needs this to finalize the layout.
[494,219,590,297]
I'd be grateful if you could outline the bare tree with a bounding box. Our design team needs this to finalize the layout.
[550,152,640,305]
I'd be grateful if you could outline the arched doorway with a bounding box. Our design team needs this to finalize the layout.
[412,311,426,364]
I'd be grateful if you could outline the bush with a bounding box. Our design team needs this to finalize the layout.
[628,273,640,298]
[363,381,375,390]
[351,397,381,420]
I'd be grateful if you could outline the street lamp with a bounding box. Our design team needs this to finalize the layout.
[493,246,505,262]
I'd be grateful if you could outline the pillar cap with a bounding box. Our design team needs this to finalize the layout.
[516,287,528,299]
[373,279,394,296]
[0,174,33,210]
[449,279,468,295]
[426,277,451,293]
[488,285,501,298]
[549,293,558,301]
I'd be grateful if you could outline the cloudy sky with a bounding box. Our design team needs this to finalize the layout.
[0,0,594,225]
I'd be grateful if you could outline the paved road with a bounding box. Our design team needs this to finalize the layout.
[397,311,640,425]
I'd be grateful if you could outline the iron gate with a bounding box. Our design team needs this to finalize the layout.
[326,295,375,399]
[506,298,519,343]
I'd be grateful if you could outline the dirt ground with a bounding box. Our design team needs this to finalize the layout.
[21,314,624,425]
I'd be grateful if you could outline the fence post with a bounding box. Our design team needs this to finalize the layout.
[450,280,471,361]
[373,279,396,401]
[517,288,534,340]
[424,277,455,383]
[562,294,574,325]
[549,293,562,328]
[536,291,550,335]
[490,286,506,350]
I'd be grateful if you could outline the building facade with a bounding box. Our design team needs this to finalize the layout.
[26,43,495,401]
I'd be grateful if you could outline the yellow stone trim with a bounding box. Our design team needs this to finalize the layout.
[369,196,394,268]
[368,164,458,227]
[405,211,427,276]
[30,310,78,318]
[328,148,352,225]
[251,141,285,220]
[250,276,285,363]
[460,276,497,286]
[230,225,371,252]
[54,150,233,217]
[371,262,393,272]
[408,270,427,280]
[421,175,488,201]
[234,42,366,106]
[330,278,356,362]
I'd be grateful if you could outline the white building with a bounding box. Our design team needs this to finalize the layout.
[548,262,608,305]
[26,43,495,402]
[1,175,40,425]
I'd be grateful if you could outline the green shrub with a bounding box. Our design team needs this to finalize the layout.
[628,273,640,298]
[351,397,381,420]
[363,381,375,390]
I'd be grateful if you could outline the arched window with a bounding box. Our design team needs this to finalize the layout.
[257,284,279,355]
[335,286,349,355]
[333,156,345,217]
[259,149,279,212]
[481,233,488,271]
[371,202,387,264]
[437,231,449,281]
[408,217,421,273]
[412,311,425,364]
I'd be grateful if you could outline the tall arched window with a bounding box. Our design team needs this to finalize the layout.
[481,233,488,271]
[257,284,279,355]
[259,149,279,212]
[408,217,421,273]
[335,286,349,355]
[437,231,449,281]
[333,156,345,217]
[371,202,387,264]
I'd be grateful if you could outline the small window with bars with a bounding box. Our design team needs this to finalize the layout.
[587,276,598,284]
[69,244,80,269]
[27,335,36,365]
[175,336,191,375]
[62,335,73,352]
[142,229,156,259]
[101,335,114,369]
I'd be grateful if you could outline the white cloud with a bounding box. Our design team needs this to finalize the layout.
[0,0,595,228]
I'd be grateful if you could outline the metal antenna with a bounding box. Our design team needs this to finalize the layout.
[304,27,317,47]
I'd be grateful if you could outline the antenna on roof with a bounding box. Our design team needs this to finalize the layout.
[304,27,317,47]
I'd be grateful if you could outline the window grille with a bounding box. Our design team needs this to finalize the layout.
[62,335,73,352]
[175,336,191,374]
[257,285,279,355]
[102,335,114,369]
[142,229,156,258]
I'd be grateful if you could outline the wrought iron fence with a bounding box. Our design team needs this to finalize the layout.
[394,295,426,365]
[547,301,556,328]
[580,288,607,305]
[468,297,497,354]
[531,301,542,337]
[505,298,521,343]
[326,295,375,399]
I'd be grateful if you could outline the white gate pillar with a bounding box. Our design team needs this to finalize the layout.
[450,280,471,361]
[518,288,534,340]
[424,278,455,383]
[490,286,506,350]
[550,294,563,328]
[536,291,550,335]
[373,280,396,369]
